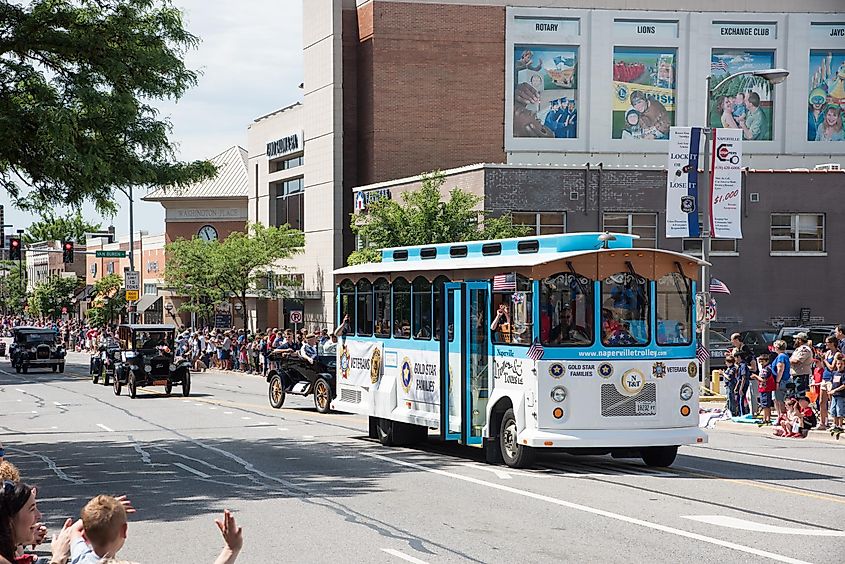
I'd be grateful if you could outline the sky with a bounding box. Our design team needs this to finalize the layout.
[3,0,304,238]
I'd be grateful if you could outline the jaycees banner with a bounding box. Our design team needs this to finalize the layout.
[710,128,743,239]
[665,127,701,238]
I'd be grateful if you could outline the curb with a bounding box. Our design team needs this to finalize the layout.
[713,419,845,445]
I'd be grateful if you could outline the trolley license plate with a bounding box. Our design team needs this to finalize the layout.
[635,401,657,415]
[153,379,169,386]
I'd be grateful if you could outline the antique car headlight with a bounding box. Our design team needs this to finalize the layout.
[144,365,152,373]
[550,386,567,403]
[680,384,694,401]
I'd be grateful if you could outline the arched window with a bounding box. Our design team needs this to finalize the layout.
[601,272,650,346]
[412,277,432,340]
[374,278,391,338]
[540,273,594,346]
[339,279,356,335]
[356,279,373,336]
[432,275,450,341]
[656,272,692,346]
[490,273,532,345]
[392,277,411,339]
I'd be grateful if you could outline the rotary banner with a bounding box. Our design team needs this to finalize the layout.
[665,127,701,238]
[710,128,743,239]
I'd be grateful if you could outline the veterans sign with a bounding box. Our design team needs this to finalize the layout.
[710,128,743,239]
[665,127,702,238]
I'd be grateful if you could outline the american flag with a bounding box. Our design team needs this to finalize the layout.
[527,338,545,361]
[709,278,731,294]
[711,60,728,73]
[696,343,710,363]
[493,273,516,291]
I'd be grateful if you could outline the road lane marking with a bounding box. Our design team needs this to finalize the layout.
[96,423,114,432]
[241,417,251,420]
[15,388,25,393]
[277,427,289,431]
[364,452,811,564]
[224,411,233,414]
[53,401,63,406]
[173,462,211,479]
[684,515,845,536]
[382,548,430,564]
[460,462,552,480]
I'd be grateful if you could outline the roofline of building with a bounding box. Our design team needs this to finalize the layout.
[251,101,303,124]
[142,195,249,203]
[353,162,844,192]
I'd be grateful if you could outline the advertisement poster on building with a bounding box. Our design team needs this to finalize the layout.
[808,50,845,142]
[709,50,774,141]
[512,45,578,139]
[665,127,701,238]
[710,128,743,239]
[611,47,676,140]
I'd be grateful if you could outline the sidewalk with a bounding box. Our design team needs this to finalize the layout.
[712,418,844,445]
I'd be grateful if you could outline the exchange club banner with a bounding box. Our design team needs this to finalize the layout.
[665,126,701,238]
[710,128,743,239]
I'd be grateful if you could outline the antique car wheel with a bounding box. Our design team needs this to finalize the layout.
[128,374,137,398]
[313,378,331,414]
[181,370,191,397]
[165,380,172,396]
[268,374,285,409]
[113,375,121,396]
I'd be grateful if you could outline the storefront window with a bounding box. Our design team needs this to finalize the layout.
[601,273,650,346]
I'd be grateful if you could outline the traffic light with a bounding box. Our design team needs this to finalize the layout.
[9,237,21,261]
[62,240,74,263]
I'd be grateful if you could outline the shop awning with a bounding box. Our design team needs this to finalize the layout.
[75,284,95,302]
[135,294,162,313]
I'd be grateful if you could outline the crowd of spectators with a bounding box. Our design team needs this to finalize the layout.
[724,327,845,439]
[0,445,243,564]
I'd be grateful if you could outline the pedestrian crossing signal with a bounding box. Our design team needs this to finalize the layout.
[62,241,74,263]
[9,238,21,261]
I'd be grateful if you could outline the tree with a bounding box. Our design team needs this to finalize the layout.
[27,275,80,319]
[348,171,529,265]
[165,223,304,331]
[0,0,216,214]
[86,274,125,327]
[23,212,102,244]
[0,260,27,314]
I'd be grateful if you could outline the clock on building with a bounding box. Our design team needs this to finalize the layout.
[198,225,218,241]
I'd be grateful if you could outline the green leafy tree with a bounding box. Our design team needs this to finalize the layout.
[0,260,27,314]
[27,275,80,319]
[165,223,304,331]
[23,212,102,244]
[0,0,215,214]
[348,171,529,265]
[86,274,125,327]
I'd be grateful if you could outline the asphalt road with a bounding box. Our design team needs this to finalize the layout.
[1,351,844,564]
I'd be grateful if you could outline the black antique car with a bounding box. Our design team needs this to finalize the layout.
[90,337,122,385]
[266,351,336,413]
[112,324,191,398]
[9,327,65,373]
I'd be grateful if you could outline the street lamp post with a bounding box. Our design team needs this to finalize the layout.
[699,68,789,383]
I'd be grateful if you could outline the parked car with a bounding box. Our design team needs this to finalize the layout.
[773,325,835,354]
[738,329,778,358]
[266,351,336,414]
[708,330,732,370]
[8,327,65,373]
[112,324,191,398]
[90,338,122,385]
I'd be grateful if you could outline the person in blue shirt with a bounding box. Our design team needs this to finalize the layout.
[300,333,318,364]
[772,340,791,418]
[562,99,577,138]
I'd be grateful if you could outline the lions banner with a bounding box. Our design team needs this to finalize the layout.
[710,128,743,239]
[338,340,383,388]
[665,127,701,238]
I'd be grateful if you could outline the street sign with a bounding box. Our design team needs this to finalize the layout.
[289,310,303,324]
[214,313,232,329]
[95,250,126,258]
[124,271,140,291]
[125,290,140,301]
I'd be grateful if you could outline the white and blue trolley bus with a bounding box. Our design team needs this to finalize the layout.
[332,233,708,468]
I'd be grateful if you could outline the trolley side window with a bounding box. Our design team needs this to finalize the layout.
[540,273,594,346]
[339,279,356,335]
[393,277,411,339]
[656,272,692,346]
[601,273,650,347]
[412,277,432,340]
[374,278,391,338]
[490,273,532,345]
[356,279,373,337]
[432,275,451,341]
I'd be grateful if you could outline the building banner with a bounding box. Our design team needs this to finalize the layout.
[710,128,743,239]
[808,50,845,142]
[665,127,701,238]
[338,340,383,389]
[709,50,774,141]
[612,47,677,140]
[512,45,579,139]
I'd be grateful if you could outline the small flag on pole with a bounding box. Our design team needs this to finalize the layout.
[709,278,731,295]
[527,338,545,361]
[696,343,710,363]
[493,273,517,291]
[711,60,728,73]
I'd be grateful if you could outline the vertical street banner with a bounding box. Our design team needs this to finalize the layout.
[710,128,743,239]
[665,127,701,238]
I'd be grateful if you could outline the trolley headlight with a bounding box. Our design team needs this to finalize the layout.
[550,386,567,403]
[680,383,694,401]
